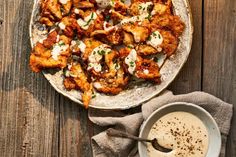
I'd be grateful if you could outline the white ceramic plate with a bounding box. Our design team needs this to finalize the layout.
[138,102,221,157]
[29,0,193,109]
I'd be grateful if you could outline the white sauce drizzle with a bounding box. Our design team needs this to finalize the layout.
[143,69,149,74]
[95,0,112,8]
[138,2,153,14]
[70,40,86,53]
[103,21,117,31]
[51,41,69,60]
[77,12,98,30]
[147,31,163,49]
[88,44,112,72]
[74,9,80,14]
[59,0,68,5]
[94,82,102,89]
[125,49,137,74]
[58,22,66,30]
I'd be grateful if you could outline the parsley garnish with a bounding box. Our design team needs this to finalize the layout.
[152,32,157,36]
[148,36,152,41]
[127,45,133,49]
[58,42,65,46]
[105,15,110,22]
[145,13,152,20]
[158,34,161,39]
[130,61,135,67]
[98,50,106,55]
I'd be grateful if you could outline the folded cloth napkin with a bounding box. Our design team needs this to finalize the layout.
[89,91,233,157]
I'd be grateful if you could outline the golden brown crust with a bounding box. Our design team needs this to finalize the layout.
[30,0,185,107]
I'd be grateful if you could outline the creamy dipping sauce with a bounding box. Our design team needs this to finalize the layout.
[147,112,209,157]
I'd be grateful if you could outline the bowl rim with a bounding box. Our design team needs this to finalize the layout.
[138,102,222,157]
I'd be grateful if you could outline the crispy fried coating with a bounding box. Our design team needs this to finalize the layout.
[30,31,71,72]
[158,29,178,56]
[93,66,129,95]
[122,24,151,43]
[59,16,83,37]
[76,1,94,9]
[137,44,158,56]
[63,63,92,108]
[151,14,185,37]
[91,28,123,45]
[135,56,161,83]
[82,38,103,61]
[123,32,134,45]
[31,0,186,107]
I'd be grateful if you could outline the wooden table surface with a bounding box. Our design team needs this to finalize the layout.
[0,0,235,156]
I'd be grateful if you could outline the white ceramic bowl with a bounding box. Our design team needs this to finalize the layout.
[138,102,221,157]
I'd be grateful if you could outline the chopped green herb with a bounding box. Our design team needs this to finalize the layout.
[147,5,152,12]
[108,51,112,54]
[158,34,161,39]
[105,15,110,21]
[92,94,96,98]
[130,61,135,67]
[76,40,81,45]
[115,63,120,70]
[148,36,152,41]
[145,13,152,20]
[153,57,159,62]
[127,45,133,49]
[58,42,65,46]
[152,32,157,36]
[139,6,142,10]
[98,50,106,55]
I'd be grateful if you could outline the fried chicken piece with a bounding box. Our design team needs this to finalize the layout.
[59,16,83,38]
[123,32,134,45]
[93,66,129,95]
[91,28,123,45]
[120,47,161,83]
[136,44,158,56]
[77,11,104,36]
[122,24,151,43]
[82,38,103,61]
[75,1,94,9]
[63,63,93,108]
[42,0,62,20]
[158,29,178,56]
[154,2,171,15]
[151,14,185,37]
[135,57,161,83]
[30,31,71,72]
[59,0,72,15]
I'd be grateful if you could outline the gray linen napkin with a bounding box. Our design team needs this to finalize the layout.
[89,91,233,157]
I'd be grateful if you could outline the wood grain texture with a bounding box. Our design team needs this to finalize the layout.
[169,0,202,93]
[203,0,236,156]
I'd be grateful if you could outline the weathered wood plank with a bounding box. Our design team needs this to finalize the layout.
[203,0,236,156]
[169,0,203,93]
[0,0,60,156]
[59,98,93,157]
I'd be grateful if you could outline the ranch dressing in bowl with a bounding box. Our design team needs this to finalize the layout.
[147,111,209,157]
